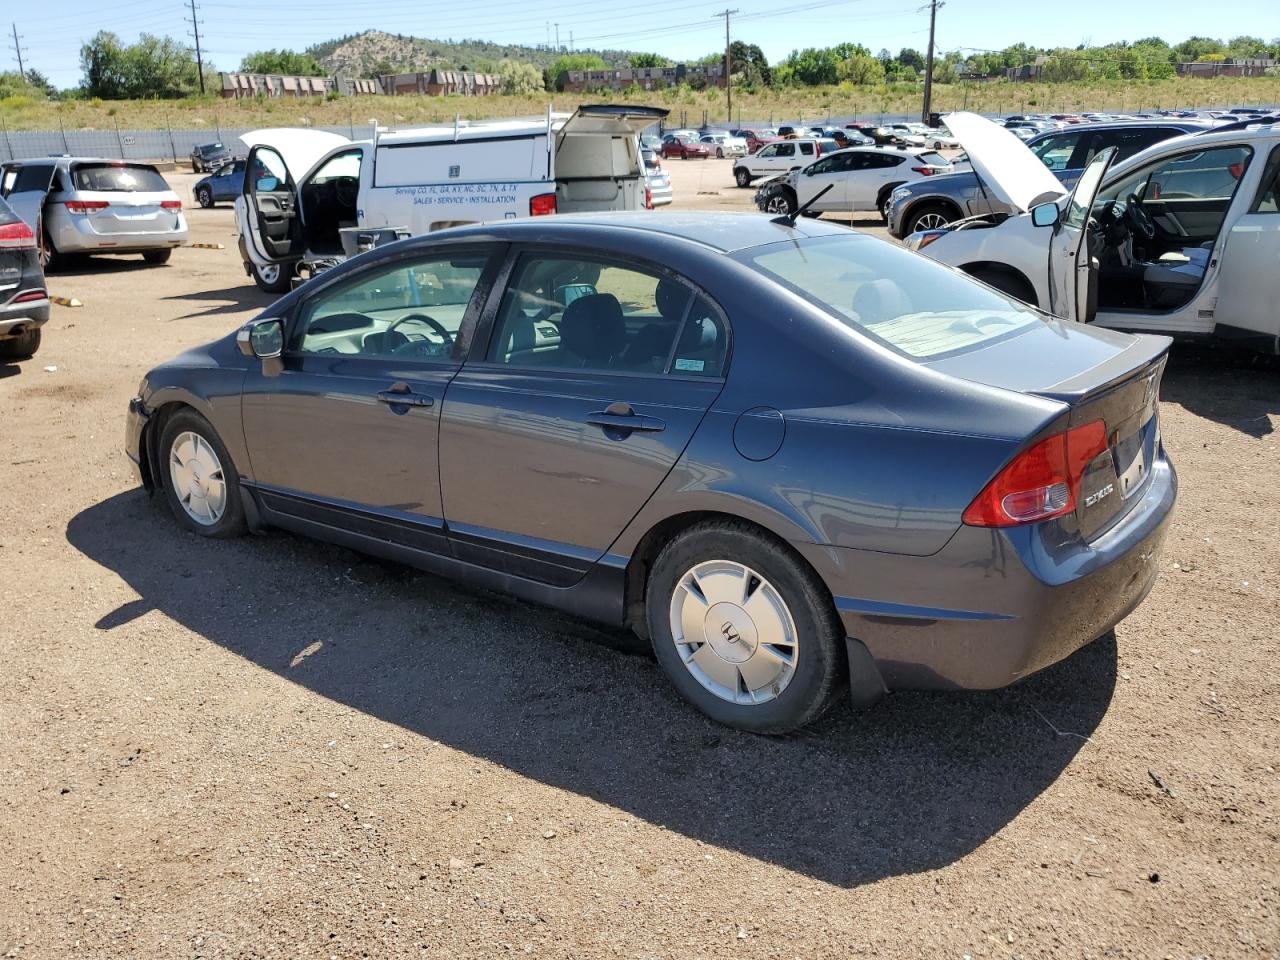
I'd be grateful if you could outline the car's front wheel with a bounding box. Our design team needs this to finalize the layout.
[158,409,247,538]
[763,190,795,216]
[249,259,293,294]
[646,521,844,733]
[716,147,724,159]
[196,186,213,208]
[904,202,956,235]
[734,168,752,188]
[143,248,172,265]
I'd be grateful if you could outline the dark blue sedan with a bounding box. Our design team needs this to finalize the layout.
[193,158,245,208]
[124,213,1176,732]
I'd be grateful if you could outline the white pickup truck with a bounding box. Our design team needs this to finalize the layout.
[235,105,668,291]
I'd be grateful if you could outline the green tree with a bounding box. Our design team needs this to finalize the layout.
[838,52,885,85]
[1172,36,1226,62]
[240,49,326,76]
[80,31,201,99]
[496,60,544,95]
[545,53,606,91]
[782,47,840,85]
[897,47,924,71]
[729,40,770,86]
[630,53,667,68]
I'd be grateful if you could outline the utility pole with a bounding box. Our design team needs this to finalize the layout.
[920,0,942,123]
[555,23,560,52]
[185,0,206,94]
[569,31,574,53]
[9,22,27,78]
[712,8,738,122]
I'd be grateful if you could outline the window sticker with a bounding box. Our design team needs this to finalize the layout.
[674,358,705,372]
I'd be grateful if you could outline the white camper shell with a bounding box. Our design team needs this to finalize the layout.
[235,105,669,292]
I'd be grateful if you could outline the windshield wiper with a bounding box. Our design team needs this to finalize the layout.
[772,183,834,227]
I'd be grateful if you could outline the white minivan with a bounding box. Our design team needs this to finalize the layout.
[235,105,668,292]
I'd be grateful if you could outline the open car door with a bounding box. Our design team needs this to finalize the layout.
[0,162,58,233]
[1047,146,1115,323]
[1212,143,1280,350]
[242,145,301,265]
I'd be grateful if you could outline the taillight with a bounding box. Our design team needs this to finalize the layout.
[14,289,47,302]
[911,166,936,176]
[645,187,653,210]
[962,421,1107,527]
[0,220,35,249]
[914,229,947,249]
[529,193,557,217]
[65,200,109,214]
[161,200,183,210]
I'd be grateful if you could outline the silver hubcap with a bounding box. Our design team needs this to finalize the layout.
[766,196,791,214]
[669,560,799,705]
[169,431,227,525]
[258,263,280,285]
[915,211,950,230]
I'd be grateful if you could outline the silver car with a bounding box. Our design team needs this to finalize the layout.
[0,157,187,270]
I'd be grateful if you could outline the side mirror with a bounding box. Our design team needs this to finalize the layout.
[1031,202,1061,228]
[237,317,284,359]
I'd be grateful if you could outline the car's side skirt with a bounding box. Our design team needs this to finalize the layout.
[245,484,628,627]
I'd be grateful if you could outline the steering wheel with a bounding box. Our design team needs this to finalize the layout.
[334,178,358,208]
[1125,192,1157,241]
[383,313,453,358]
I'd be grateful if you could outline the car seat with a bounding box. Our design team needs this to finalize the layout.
[851,279,912,325]
[558,293,626,368]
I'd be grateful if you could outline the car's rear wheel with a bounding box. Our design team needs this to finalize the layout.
[249,260,293,294]
[158,409,247,538]
[0,328,41,362]
[143,248,172,265]
[196,186,213,208]
[734,168,752,188]
[716,147,724,159]
[904,202,957,235]
[646,521,844,733]
[38,219,62,273]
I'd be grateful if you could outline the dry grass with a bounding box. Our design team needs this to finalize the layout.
[1,76,1277,132]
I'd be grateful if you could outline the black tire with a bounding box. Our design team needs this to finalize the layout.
[38,220,63,273]
[968,267,1037,306]
[734,168,752,188]
[877,187,897,222]
[903,202,958,235]
[143,248,172,265]
[157,408,248,538]
[0,328,41,362]
[762,189,796,216]
[716,147,724,159]
[196,186,213,208]
[249,259,294,294]
[192,160,202,173]
[645,520,845,734]
[800,210,822,219]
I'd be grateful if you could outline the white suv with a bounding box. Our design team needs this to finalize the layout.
[733,140,821,187]
[909,112,1280,352]
[754,147,953,218]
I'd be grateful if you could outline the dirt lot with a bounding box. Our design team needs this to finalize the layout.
[1,159,1277,959]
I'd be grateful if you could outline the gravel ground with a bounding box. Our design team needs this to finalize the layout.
[1,160,1277,959]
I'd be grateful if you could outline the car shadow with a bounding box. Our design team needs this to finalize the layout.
[1161,344,1278,439]
[0,362,21,379]
[48,255,158,277]
[67,490,1116,888]
[161,284,276,320]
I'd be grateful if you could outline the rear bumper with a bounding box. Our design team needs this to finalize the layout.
[796,455,1177,690]
[0,297,50,337]
[53,214,188,253]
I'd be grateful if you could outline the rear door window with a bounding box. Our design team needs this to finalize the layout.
[1032,132,1082,171]
[798,142,815,156]
[72,164,170,192]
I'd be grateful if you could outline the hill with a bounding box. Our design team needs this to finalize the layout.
[308,30,640,78]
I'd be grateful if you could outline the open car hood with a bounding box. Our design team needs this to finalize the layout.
[555,104,670,139]
[239,128,350,178]
[944,111,1066,213]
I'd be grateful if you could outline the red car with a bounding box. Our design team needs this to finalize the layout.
[661,135,711,160]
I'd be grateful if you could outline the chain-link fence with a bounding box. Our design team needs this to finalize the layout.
[0,125,357,165]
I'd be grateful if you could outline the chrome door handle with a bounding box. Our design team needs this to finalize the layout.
[376,386,434,408]
[586,402,665,435]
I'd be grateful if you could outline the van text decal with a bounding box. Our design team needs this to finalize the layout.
[393,183,521,206]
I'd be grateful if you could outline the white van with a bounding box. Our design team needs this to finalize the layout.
[235,105,669,291]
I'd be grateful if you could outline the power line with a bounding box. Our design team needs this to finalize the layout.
[185,0,206,94]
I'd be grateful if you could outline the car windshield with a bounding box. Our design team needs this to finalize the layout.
[200,144,224,156]
[738,235,1042,360]
[72,164,170,192]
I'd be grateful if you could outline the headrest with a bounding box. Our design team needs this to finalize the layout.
[559,293,625,365]
[655,278,689,320]
[852,279,911,325]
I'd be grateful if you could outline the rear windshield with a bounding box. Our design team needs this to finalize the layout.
[738,235,1042,360]
[72,164,170,193]
[917,151,948,166]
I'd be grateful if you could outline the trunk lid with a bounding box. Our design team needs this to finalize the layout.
[67,163,182,235]
[925,322,1170,538]
[944,111,1067,213]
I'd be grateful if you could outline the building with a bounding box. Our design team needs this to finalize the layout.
[379,70,499,97]
[1176,58,1276,78]
[218,73,382,99]
[562,63,726,93]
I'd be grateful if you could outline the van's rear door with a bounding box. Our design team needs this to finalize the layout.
[554,105,670,211]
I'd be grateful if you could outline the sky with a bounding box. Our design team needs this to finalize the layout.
[13,0,1280,89]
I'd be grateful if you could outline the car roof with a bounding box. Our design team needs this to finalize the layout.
[1027,118,1212,140]
[1103,123,1280,180]
[426,211,852,255]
